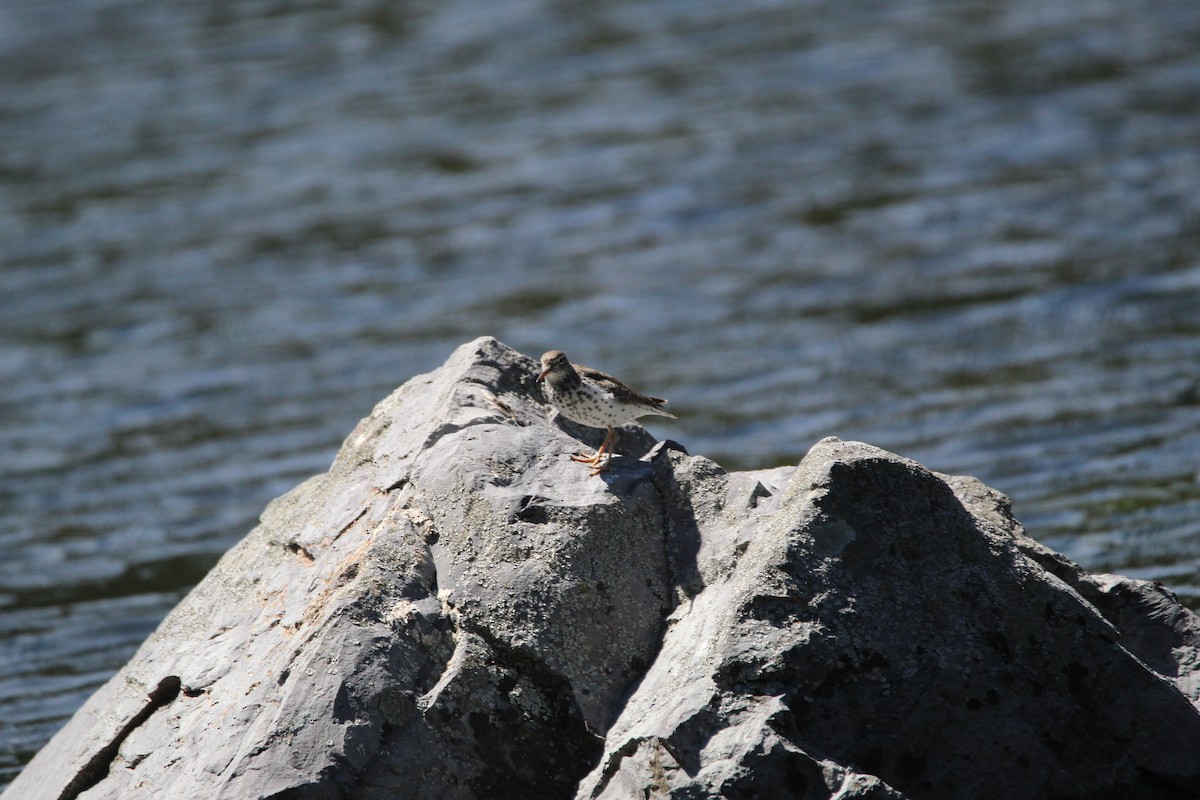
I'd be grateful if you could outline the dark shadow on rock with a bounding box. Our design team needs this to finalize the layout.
[646,440,706,599]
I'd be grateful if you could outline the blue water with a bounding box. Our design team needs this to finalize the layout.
[3,0,1200,787]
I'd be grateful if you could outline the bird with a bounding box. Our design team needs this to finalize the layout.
[536,350,676,475]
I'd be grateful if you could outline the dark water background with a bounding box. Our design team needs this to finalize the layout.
[3,0,1200,787]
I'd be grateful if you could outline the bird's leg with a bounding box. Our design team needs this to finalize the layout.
[571,428,610,466]
[588,428,616,475]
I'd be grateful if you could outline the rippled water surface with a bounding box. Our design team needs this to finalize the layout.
[3,0,1200,786]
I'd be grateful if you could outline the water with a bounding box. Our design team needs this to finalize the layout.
[3,0,1200,787]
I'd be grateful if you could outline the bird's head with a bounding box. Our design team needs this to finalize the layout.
[537,350,570,382]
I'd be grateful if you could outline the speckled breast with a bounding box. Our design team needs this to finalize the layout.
[546,380,639,429]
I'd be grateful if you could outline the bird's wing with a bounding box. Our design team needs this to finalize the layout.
[576,364,669,408]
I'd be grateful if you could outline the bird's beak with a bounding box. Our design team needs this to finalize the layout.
[536,367,549,383]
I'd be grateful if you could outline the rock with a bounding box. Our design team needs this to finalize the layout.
[7,337,1200,800]
[579,442,1200,799]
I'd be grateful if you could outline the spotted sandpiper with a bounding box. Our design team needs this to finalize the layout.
[536,350,676,475]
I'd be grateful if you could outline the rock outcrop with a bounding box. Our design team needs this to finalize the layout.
[8,337,1200,800]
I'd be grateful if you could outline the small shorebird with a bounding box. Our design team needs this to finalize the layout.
[536,350,676,475]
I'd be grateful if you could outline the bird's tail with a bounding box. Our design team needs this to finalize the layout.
[646,399,677,419]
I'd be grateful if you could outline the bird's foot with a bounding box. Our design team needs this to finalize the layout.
[588,456,613,476]
[572,448,612,474]
[573,429,615,475]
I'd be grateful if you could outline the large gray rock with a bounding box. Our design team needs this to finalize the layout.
[8,337,1200,800]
